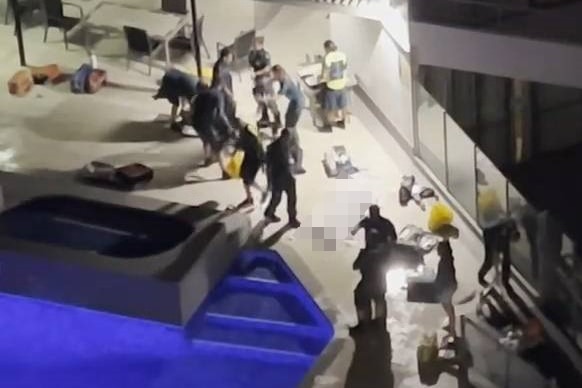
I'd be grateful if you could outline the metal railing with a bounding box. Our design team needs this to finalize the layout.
[461,315,551,388]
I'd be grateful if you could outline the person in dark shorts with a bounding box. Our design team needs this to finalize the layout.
[212,47,237,126]
[232,122,267,207]
[478,218,520,290]
[264,129,301,228]
[350,205,397,251]
[153,68,207,131]
[272,64,306,174]
[352,247,391,330]
[321,40,348,129]
[190,86,233,178]
[435,240,458,339]
[249,37,281,131]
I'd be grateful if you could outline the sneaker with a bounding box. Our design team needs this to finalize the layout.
[336,120,346,129]
[288,218,301,229]
[265,214,281,223]
[181,126,197,137]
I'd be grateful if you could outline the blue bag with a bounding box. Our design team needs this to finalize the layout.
[70,64,93,94]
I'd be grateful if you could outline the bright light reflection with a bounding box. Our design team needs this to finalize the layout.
[385,265,425,296]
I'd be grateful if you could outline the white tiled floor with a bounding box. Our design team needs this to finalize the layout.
[0,2,487,387]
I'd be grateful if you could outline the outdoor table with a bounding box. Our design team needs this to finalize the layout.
[74,1,189,68]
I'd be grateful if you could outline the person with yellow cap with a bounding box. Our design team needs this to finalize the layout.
[321,40,348,129]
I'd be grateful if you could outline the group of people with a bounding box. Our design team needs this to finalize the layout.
[349,204,459,340]
[154,37,349,228]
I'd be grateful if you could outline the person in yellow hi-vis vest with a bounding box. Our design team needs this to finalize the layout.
[321,40,348,129]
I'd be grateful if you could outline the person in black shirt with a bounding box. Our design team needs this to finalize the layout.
[232,122,267,208]
[478,218,520,291]
[212,47,236,126]
[350,205,397,251]
[249,37,281,131]
[435,240,458,339]
[264,129,300,228]
[190,86,232,178]
[153,68,207,131]
[350,205,397,329]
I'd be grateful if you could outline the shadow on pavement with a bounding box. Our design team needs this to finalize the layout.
[345,320,394,388]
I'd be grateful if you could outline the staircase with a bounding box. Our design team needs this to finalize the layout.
[185,249,334,379]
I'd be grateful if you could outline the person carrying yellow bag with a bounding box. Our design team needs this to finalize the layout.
[229,122,267,208]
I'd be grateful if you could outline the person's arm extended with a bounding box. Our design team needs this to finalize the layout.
[350,219,364,236]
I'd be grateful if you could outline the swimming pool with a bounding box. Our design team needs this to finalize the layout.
[0,249,334,388]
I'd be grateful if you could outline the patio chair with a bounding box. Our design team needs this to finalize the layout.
[123,26,161,76]
[161,0,187,14]
[216,29,256,81]
[42,0,83,50]
[5,0,42,26]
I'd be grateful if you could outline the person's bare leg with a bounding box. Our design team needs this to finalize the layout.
[244,184,253,201]
[442,302,457,338]
[170,104,179,124]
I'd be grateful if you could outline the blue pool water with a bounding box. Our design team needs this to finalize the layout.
[0,249,333,388]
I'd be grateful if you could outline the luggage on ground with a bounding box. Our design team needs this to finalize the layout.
[115,163,154,187]
[70,64,93,94]
[8,69,34,96]
[29,64,61,85]
[87,69,107,94]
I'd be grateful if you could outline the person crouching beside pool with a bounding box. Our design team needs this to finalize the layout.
[153,67,210,132]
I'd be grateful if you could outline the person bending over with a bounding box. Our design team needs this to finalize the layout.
[153,68,207,131]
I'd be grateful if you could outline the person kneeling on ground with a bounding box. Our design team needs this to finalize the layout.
[264,129,301,228]
[153,68,208,131]
[190,85,233,179]
[232,121,268,208]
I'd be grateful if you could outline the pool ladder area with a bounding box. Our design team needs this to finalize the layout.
[185,249,334,366]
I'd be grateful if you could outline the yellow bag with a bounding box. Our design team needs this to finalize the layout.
[428,202,454,233]
[225,151,245,178]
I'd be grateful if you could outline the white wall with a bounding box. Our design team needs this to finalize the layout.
[329,14,382,76]
[197,0,256,62]
[412,22,582,90]
[357,29,414,146]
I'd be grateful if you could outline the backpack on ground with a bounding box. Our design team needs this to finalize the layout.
[70,64,93,94]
